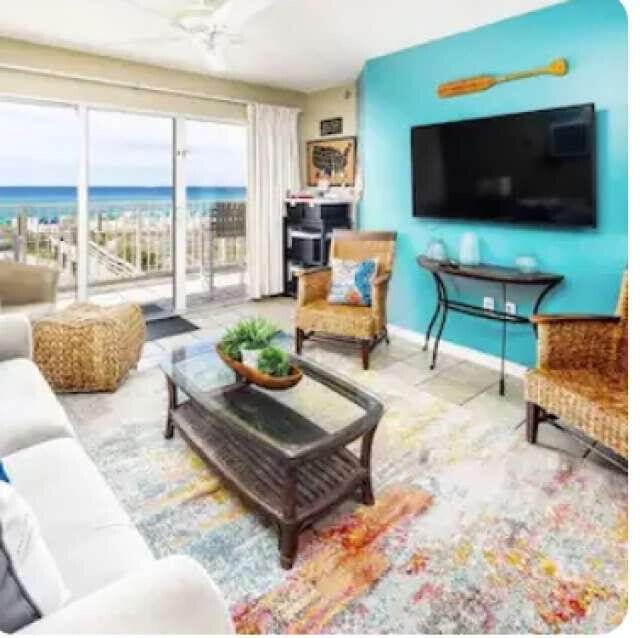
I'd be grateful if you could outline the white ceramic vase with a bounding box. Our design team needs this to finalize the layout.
[240,348,262,369]
[459,232,480,266]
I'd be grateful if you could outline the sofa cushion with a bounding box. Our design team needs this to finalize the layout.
[0,358,74,457]
[4,438,152,601]
[2,303,55,322]
[0,482,70,632]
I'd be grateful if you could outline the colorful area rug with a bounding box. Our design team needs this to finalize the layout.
[60,364,627,634]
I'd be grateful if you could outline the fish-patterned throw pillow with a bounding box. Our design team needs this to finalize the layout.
[328,258,378,306]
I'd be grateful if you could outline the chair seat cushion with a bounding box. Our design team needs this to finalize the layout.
[296,299,377,339]
[525,368,627,458]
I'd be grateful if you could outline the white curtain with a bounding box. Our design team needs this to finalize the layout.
[246,103,300,299]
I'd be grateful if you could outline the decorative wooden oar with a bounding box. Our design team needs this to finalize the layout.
[437,58,568,98]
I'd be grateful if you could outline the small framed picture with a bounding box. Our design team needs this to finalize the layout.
[306,136,356,187]
[320,117,343,136]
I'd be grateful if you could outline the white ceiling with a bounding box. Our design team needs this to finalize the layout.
[0,0,565,93]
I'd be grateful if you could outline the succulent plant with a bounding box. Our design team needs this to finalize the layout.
[257,345,290,377]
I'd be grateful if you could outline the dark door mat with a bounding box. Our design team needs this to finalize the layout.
[145,316,199,342]
[141,303,168,317]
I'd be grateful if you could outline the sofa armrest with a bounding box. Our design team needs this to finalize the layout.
[0,314,32,361]
[296,267,332,306]
[20,556,235,635]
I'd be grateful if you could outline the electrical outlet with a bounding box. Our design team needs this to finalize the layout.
[483,296,495,311]
[505,301,517,315]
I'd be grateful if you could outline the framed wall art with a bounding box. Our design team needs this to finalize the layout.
[306,136,356,187]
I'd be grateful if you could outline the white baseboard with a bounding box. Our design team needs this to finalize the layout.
[388,323,527,379]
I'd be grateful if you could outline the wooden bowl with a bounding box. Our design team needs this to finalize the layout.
[216,345,303,390]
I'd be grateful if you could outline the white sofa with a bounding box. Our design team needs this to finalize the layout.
[0,314,234,635]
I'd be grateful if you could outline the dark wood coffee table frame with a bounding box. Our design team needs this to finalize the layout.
[164,354,383,569]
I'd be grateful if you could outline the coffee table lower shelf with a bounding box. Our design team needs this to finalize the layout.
[167,401,372,568]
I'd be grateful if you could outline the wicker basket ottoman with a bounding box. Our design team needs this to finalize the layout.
[33,302,145,393]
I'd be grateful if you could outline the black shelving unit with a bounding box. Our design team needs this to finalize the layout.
[283,200,352,297]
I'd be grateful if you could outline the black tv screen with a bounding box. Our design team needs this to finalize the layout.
[411,104,596,226]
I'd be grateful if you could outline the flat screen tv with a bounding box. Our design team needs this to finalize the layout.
[411,104,596,226]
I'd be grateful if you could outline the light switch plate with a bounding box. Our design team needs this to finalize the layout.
[505,301,517,315]
[483,296,495,311]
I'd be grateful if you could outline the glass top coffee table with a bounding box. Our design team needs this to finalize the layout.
[160,336,384,569]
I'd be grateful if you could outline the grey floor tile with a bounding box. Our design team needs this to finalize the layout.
[154,333,200,352]
[441,361,499,391]
[403,350,460,373]
[464,384,526,429]
[417,374,484,405]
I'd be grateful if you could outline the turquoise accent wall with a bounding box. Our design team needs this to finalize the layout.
[358,0,627,366]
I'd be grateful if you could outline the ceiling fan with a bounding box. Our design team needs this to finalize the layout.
[118,0,278,71]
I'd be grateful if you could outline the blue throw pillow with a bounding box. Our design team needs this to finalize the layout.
[328,258,378,306]
[0,462,9,483]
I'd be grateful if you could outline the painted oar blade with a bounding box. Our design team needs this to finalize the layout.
[437,75,496,98]
[547,57,568,76]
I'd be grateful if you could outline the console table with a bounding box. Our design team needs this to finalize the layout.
[417,256,563,395]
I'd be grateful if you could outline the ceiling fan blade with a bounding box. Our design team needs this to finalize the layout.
[219,0,281,29]
[190,37,228,71]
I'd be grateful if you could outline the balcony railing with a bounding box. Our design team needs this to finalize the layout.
[0,200,246,292]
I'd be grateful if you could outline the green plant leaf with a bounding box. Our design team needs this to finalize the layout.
[219,317,278,361]
[257,345,290,377]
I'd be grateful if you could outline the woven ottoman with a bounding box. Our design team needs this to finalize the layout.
[33,302,145,393]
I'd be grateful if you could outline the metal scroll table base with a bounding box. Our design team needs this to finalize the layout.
[421,267,562,396]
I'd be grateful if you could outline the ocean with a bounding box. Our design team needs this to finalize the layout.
[0,186,246,220]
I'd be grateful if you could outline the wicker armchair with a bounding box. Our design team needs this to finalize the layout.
[525,271,628,459]
[295,230,397,369]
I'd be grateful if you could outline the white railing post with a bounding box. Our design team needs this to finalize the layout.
[173,117,187,313]
[135,207,142,272]
[76,105,89,301]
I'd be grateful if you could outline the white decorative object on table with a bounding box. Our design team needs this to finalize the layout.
[515,255,538,273]
[240,347,262,369]
[459,232,480,266]
[426,238,447,261]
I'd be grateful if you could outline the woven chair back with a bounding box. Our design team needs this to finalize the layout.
[330,230,397,274]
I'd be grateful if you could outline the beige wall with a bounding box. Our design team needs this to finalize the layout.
[301,83,357,185]
[0,37,306,121]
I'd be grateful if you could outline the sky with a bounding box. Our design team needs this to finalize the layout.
[0,101,247,187]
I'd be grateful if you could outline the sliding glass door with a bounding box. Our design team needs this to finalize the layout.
[0,100,79,299]
[88,109,174,317]
[185,119,247,306]
[0,96,247,315]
